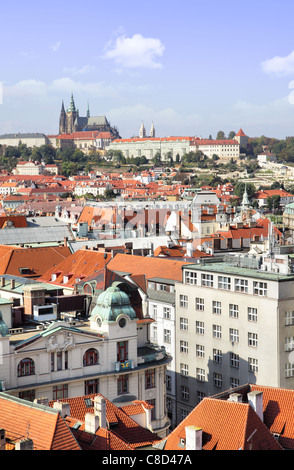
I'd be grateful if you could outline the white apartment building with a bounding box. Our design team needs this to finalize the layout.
[190,138,240,160]
[0,283,171,438]
[175,248,294,424]
[0,133,50,148]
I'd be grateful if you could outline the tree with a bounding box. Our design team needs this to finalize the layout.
[228,131,236,139]
[234,181,255,199]
[216,131,226,140]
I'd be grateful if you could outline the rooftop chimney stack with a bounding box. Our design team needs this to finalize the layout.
[53,401,70,418]
[85,412,100,434]
[185,425,202,450]
[0,428,6,451]
[247,390,263,422]
[15,438,34,450]
[94,396,107,429]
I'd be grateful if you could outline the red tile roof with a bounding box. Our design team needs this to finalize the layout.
[0,393,81,450]
[164,397,282,451]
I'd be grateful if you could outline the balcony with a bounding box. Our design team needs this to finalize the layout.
[137,343,167,365]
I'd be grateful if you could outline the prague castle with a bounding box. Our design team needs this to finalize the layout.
[58,93,121,139]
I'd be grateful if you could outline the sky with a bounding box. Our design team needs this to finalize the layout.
[1,0,294,140]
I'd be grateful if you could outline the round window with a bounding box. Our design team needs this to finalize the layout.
[119,317,126,328]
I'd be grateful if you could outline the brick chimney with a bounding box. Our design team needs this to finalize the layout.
[0,428,6,451]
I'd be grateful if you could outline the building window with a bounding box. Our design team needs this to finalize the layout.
[230,377,240,388]
[53,383,68,400]
[166,374,172,391]
[117,374,129,395]
[230,352,239,368]
[163,306,171,319]
[285,337,294,351]
[253,281,267,296]
[181,386,190,400]
[17,358,35,377]
[196,368,205,382]
[164,329,171,343]
[285,311,294,326]
[151,325,157,343]
[229,304,239,318]
[248,332,258,347]
[196,321,204,335]
[235,278,248,293]
[180,317,188,331]
[184,271,197,284]
[218,276,231,290]
[145,369,156,389]
[180,295,188,308]
[248,307,257,322]
[19,389,35,402]
[195,297,204,311]
[196,344,205,358]
[180,340,188,354]
[148,399,156,420]
[83,348,99,366]
[213,372,222,388]
[201,273,213,287]
[197,391,205,403]
[180,363,189,376]
[248,358,258,373]
[230,328,239,343]
[213,324,222,339]
[213,349,222,363]
[285,363,294,378]
[212,301,221,315]
[152,305,157,319]
[117,341,128,362]
[85,379,99,395]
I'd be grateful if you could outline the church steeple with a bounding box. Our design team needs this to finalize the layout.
[150,121,155,138]
[139,121,146,138]
[59,100,66,134]
[68,92,76,112]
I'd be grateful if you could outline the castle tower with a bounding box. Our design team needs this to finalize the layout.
[59,101,66,134]
[139,121,146,139]
[150,121,155,138]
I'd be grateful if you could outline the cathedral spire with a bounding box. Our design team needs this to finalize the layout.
[68,92,76,112]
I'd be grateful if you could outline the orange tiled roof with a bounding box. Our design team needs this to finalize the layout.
[0,393,81,450]
[164,397,282,451]
[108,253,192,281]
[0,244,71,278]
[49,394,161,450]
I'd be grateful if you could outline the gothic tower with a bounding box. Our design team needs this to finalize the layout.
[59,101,66,134]
[66,93,79,134]
[150,121,155,138]
[139,121,146,138]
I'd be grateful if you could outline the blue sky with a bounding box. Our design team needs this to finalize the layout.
[1,0,294,139]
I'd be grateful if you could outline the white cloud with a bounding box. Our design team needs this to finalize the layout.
[103,33,165,69]
[261,50,294,76]
[51,41,61,52]
[63,65,96,75]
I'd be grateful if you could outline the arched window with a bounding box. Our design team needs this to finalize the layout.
[17,358,35,377]
[83,348,99,367]
[84,283,93,295]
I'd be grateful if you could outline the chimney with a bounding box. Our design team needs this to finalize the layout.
[228,393,242,403]
[15,438,34,450]
[84,412,100,434]
[0,428,6,451]
[185,425,202,450]
[11,279,15,289]
[53,401,70,418]
[93,396,107,429]
[64,237,68,247]
[1,277,5,288]
[247,390,263,421]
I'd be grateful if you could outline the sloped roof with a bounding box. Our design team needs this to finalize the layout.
[39,249,112,287]
[49,394,161,449]
[108,253,192,282]
[0,393,81,450]
[163,397,282,451]
[0,244,71,277]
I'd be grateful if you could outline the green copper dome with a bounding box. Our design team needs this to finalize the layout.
[91,285,136,322]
